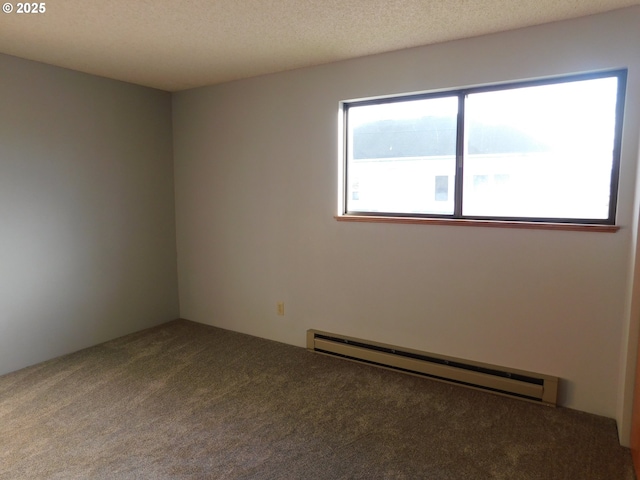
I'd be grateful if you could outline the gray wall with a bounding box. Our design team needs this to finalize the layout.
[0,54,179,375]
[173,7,640,443]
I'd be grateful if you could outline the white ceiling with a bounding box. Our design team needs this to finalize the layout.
[0,0,638,92]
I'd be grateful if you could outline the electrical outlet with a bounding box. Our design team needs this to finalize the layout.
[277,302,285,316]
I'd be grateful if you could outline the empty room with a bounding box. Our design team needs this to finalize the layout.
[1,1,640,478]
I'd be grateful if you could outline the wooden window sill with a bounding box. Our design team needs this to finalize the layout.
[335,215,620,233]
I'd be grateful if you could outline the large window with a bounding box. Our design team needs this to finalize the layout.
[342,70,626,225]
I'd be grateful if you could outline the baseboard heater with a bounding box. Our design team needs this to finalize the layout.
[307,330,558,406]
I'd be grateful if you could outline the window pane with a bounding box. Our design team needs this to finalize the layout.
[463,77,619,219]
[347,96,458,215]
[435,175,449,201]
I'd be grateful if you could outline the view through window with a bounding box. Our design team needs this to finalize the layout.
[343,71,626,224]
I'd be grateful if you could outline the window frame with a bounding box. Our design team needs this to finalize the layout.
[340,69,627,228]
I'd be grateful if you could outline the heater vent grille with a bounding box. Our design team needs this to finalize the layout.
[307,330,558,406]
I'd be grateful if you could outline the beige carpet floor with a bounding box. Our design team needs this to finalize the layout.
[0,319,635,479]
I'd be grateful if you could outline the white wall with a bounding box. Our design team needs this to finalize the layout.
[0,54,179,375]
[173,6,640,438]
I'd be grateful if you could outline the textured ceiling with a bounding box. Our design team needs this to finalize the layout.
[0,0,638,92]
